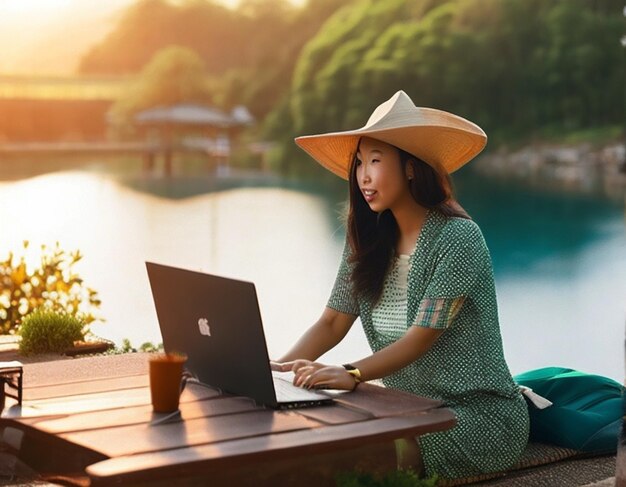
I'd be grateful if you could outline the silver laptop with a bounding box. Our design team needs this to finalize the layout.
[146,262,333,409]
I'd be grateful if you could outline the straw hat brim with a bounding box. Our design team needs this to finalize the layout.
[294,91,487,180]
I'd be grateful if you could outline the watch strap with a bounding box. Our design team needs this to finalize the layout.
[342,364,362,383]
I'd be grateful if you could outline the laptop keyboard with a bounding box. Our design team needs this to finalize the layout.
[272,375,330,403]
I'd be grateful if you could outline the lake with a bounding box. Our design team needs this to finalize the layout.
[1,165,624,381]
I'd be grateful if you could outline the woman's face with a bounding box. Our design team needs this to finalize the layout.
[355,137,412,213]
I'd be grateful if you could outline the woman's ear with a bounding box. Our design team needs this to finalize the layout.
[405,160,416,180]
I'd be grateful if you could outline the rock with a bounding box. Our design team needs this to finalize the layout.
[475,141,626,200]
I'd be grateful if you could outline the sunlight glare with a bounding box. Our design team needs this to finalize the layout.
[216,0,305,8]
[0,0,73,17]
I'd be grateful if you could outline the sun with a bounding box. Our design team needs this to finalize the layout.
[0,0,73,17]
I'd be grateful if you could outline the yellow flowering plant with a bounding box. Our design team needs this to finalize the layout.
[0,241,102,334]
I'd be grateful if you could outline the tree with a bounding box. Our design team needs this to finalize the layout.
[109,45,215,127]
[265,0,624,177]
[79,0,241,75]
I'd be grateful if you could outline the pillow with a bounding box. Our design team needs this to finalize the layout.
[514,367,624,454]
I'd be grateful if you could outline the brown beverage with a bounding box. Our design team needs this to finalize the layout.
[149,353,187,413]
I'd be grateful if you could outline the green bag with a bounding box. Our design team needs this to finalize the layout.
[514,367,624,454]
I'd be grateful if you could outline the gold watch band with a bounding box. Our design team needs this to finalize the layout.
[346,368,362,383]
[343,364,362,383]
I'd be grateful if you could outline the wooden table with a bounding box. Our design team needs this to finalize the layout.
[0,354,456,486]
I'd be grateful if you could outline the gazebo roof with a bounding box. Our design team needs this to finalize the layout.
[134,104,254,127]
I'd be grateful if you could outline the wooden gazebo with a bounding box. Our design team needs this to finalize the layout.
[133,103,254,176]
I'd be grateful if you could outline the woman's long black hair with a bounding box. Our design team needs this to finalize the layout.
[346,143,470,305]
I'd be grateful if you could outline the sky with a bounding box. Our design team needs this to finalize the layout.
[0,0,305,75]
[0,0,135,75]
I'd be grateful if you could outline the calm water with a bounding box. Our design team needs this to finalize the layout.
[1,168,624,381]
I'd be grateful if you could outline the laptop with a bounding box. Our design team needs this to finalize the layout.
[146,262,334,409]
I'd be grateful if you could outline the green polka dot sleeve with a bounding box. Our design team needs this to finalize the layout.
[326,240,360,316]
[412,219,490,330]
[425,219,490,298]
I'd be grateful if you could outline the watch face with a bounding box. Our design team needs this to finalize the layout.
[343,364,356,370]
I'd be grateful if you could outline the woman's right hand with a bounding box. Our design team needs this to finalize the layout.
[269,360,285,371]
[280,359,331,388]
[271,359,357,390]
[271,359,322,372]
[283,359,325,373]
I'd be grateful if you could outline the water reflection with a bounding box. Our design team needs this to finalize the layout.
[455,170,625,381]
[0,170,624,381]
[0,172,367,364]
[455,170,625,276]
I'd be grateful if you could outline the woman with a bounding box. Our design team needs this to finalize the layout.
[272,91,529,480]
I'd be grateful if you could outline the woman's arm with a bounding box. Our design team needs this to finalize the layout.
[275,306,357,363]
[351,325,443,381]
[292,325,443,389]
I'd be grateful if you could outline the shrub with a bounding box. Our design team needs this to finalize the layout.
[19,308,86,355]
[105,338,164,355]
[0,241,102,334]
[335,469,439,487]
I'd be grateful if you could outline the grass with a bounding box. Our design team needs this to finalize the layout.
[336,469,439,487]
[19,309,85,355]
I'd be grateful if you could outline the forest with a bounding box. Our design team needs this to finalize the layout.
[79,0,625,177]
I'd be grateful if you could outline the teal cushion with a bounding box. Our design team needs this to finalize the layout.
[514,367,624,454]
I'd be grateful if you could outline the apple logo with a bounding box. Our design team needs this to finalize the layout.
[198,317,211,336]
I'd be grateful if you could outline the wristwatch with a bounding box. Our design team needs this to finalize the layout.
[342,364,362,384]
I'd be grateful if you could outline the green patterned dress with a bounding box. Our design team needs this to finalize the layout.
[327,210,529,480]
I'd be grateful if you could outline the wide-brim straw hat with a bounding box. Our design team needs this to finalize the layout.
[295,90,487,180]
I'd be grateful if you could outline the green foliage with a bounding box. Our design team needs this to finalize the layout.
[117,338,135,354]
[336,469,438,487]
[536,124,624,147]
[139,341,164,353]
[0,241,102,334]
[110,45,215,128]
[79,0,624,178]
[268,0,624,175]
[106,338,164,355]
[80,0,349,122]
[80,0,242,76]
[289,0,624,135]
[19,308,86,355]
